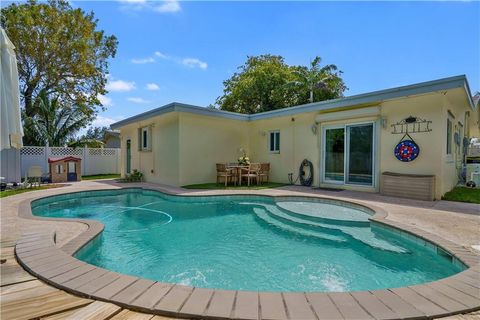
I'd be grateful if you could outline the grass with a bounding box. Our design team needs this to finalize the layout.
[442,187,480,204]
[0,184,64,198]
[81,174,120,180]
[182,182,288,190]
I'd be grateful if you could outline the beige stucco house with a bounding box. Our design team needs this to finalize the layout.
[111,75,477,199]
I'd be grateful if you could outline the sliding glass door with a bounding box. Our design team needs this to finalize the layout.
[324,128,345,182]
[323,123,374,186]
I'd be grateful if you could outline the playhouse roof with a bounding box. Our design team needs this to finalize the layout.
[48,156,81,163]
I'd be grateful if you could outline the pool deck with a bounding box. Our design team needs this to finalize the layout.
[1,179,479,320]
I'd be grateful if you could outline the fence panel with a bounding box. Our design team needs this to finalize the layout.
[20,146,120,178]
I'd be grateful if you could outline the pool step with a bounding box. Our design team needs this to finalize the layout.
[252,208,347,243]
[247,203,407,253]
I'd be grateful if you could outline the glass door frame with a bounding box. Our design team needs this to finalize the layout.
[321,121,376,187]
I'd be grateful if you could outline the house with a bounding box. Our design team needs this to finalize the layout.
[104,130,121,148]
[111,75,478,199]
[48,156,81,183]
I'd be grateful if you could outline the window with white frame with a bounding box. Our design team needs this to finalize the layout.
[269,131,280,153]
[446,117,453,155]
[139,126,151,151]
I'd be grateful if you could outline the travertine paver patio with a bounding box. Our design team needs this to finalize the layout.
[1,180,479,319]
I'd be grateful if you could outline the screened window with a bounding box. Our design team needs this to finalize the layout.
[139,126,151,151]
[269,131,280,153]
[446,118,452,155]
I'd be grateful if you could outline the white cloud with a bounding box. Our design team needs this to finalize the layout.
[146,83,160,91]
[106,80,136,92]
[127,97,151,104]
[131,57,155,64]
[129,51,208,70]
[97,94,113,107]
[182,58,208,70]
[154,0,181,13]
[119,0,181,13]
[154,51,168,59]
[91,115,118,128]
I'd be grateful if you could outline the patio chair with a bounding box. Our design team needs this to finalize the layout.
[240,163,261,186]
[216,163,234,186]
[259,163,270,184]
[27,166,43,188]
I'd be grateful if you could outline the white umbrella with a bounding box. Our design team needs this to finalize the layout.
[1,27,23,150]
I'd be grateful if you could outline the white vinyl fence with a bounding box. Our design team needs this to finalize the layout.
[20,146,121,178]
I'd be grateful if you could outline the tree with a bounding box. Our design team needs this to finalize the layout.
[68,126,108,148]
[23,90,91,146]
[83,126,109,141]
[216,55,346,114]
[0,0,118,121]
[289,56,346,104]
[216,55,301,114]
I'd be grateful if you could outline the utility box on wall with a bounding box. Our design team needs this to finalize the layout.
[48,156,82,183]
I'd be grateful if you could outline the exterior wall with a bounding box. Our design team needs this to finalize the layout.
[119,113,180,186]
[105,135,120,148]
[178,112,249,186]
[468,103,480,138]
[248,112,319,186]
[115,87,473,197]
[379,94,444,198]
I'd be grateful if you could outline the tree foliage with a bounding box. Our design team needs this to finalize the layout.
[68,126,109,148]
[289,56,346,103]
[23,90,91,146]
[216,55,346,114]
[1,0,118,123]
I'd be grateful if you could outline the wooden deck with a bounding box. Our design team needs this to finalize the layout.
[2,237,480,320]
[0,239,174,320]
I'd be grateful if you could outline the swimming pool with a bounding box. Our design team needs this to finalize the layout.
[31,189,464,292]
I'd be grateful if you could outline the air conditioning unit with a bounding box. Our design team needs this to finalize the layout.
[466,156,480,188]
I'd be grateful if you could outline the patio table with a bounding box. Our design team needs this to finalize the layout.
[226,165,249,186]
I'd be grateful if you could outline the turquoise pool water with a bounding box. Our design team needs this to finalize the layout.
[31,189,464,292]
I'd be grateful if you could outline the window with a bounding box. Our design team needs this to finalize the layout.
[138,126,151,151]
[55,165,62,174]
[269,131,280,153]
[446,118,452,155]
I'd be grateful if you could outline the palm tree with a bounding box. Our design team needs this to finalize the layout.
[23,90,91,146]
[289,56,346,104]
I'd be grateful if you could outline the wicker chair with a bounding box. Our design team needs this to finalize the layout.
[240,163,261,186]
[259,163,270,183]
[216,163,234,186]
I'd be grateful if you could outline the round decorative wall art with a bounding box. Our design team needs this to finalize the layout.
[394,140,420,162]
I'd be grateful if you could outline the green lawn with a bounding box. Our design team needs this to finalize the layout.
[0,185,64,198]
[182,182,287,190]
[82,174,121,180]
[442,187,480,204]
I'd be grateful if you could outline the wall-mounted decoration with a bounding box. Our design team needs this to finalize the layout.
[394,137,420,162]
[391,116,432,134]
[391,116,430,162]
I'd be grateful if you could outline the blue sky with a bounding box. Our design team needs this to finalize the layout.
[71,1,479,128]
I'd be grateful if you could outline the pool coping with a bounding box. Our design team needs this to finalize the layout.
[14,186,480,320]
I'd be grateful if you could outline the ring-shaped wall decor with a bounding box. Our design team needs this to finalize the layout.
[394,140,420,162]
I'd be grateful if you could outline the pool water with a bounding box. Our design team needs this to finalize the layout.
[31,189,464,292]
